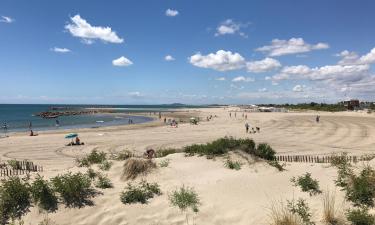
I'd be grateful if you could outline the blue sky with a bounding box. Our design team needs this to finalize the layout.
[1,0,375,104]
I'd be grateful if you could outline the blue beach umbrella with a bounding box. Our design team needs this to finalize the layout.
[65,133,78,139]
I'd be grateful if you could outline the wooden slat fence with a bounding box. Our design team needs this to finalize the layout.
[0,160,43,177]
[274,154,374,164]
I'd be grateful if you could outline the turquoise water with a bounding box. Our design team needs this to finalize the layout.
[0,104,188,132]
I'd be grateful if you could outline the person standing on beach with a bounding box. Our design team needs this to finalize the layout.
[229,112,231,118]
[316,115,320,123]
[245,123,249,133]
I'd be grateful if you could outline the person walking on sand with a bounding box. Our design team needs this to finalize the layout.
[229,112,231,118]
[245,122,249,133]
[316,115,320,123]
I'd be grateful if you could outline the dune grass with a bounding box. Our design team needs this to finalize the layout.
[76,149,107,167]
[122,158,157,180]
[169,185,200,213]
[291,173,322,196]
[268,200,304,225]
[120,181,161,204]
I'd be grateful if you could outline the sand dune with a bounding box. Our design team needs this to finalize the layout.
[1,107,374,224]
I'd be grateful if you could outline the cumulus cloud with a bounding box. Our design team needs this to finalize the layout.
[112,56,133,67]
[51,47,71,53]
[256,38,329,57]
[336,48,375,65]
[165,55,175,61]
[0,16,14,23]
[293,84,306,92]
[165,9,179,17]
[215,19,249,37]
[258,88,268,92]
[65,15,124,44]
[246,57,281,73]
[215,77,226,81]
[189,50,246,71]
[232,76,254,82]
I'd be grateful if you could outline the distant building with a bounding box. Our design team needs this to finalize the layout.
[343,99,360,110]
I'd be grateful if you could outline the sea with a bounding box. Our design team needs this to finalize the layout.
[0,104,193,132]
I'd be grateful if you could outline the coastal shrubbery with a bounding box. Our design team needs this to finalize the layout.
[0,177,31,224]
[169,185,200,213]
[159,159,170,168]
[155,148,179,158]
[51,172,95,207]
[99,160,112,171]
[30,175,57,212]
[120,181,161,204]
[76,150,107,167]
[291,173,322,196]
[183,137,275,161]
[95,174,113,189]
[346,208,375,225]
[110,150,133,161]
[122,158,156,180]
[224,159,241,170]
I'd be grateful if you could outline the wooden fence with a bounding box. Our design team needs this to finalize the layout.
[274,154,374,164]
[0,160,43,177]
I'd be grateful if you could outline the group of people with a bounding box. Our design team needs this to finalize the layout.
[67,136,84,146]
[229,112,247,119]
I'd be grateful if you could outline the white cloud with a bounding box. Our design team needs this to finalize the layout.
[293,84,305,92]
[65,15,124,44]
[165,9,179,17]
[256,38,329,57]
[232,76,254,82]
[0,16,14,23]
[189,50,246,71]
[51,47,71,53]
[336,50,359,65]
[246,57,281,73]
[215,19,249,37]
[215,77,226,81]
[128,91,143,98]
[230,83,244,90]
[258,88,267,92]
[112,56,133,67]
[358,47,375,65]
[165,55,175,61]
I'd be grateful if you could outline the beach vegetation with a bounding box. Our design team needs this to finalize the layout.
[286,198,315,225]
[269,200,304,225]
[120,181,161,204]
[322,191,345,225]
[86,168,97,180]
[0,177,31,224]
[76,150,107,167]
[30,175,58,212]
[110,150,133,161]
[159,159,170,168]
[99,160,112,171]
[156,148,179,158]
[169,185,200,213]
[255,143,276,160]
[344,166,375,208]
[95,174,113,189]
[7,160,21,170]
[346,208,375,225]
[268,161,286,171]
[291,173,322,196]
[51,172,95,208]
[122,158,156,180]
[224,159,242,170]
[38,216,57,225]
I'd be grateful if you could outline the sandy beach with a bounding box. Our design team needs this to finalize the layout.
[1,107,375,225]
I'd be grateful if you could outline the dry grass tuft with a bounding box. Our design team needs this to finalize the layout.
[322,191,346,225]
[122,158,156,180]
[269,200,304,225]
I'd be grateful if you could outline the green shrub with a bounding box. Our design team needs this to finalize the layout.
[120,181,161,204]
[268,161,286,171]
[51,172,94,207]
[291,173,322,196]
[110,150,133,161]
[347,208,375,225]
[30,175,57,212]
[331,153,354,188]
[287,198,315,225]
[345,166,375,207]
[0,177,31,223]
[169,185,200,213]
[224,159,241,170]
[7,160,21,170]
[159,159,170,168]
[99,160,112,171]
[76,150,107,167]
[156,148,179,158]
[255,143,276,160]
[95,174,113,189]
[86,168,97,180]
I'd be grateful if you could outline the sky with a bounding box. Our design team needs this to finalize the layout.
[1,0,375,105]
